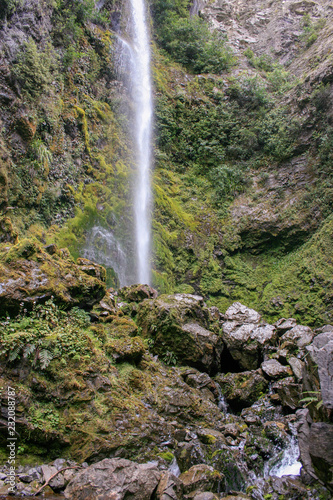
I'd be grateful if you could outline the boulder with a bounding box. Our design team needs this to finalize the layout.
[309,422,333,489]
[305,331,333,412]
[261,359,292,379]
[271,378,302,411]
[275,318,297,333]
[155,471,183,500]
[224,302,261,323]
[288,357,304,382]
[215,370,268,410]
[118,284,158,302]
[179,464,223,494]
[64,458,161,500]
[222,321,277,370]
[281,325,314,351]
[105,336,146,363]
[296,409,317,484]
[137,294,223,374]
[0,239,106,315]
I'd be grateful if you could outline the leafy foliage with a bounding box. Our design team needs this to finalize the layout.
[13,39,58,98]
[0,299,93,370]
[159,16,236,73]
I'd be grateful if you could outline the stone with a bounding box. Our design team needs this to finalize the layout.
[224,302,261,323]
[288,357,304,381]
[0,239,106,315]
[275,318,297,332]
[0,217,18,244]
[271,377,302,410]
[137,294,223,374]
[281,325,314,350]
[155,471,183,500]
[309,422,333,489]
[222,321,277,370]
[41,464,65,491]
[118,283,158,302]
[216,370,269,410]
[179,464,223,494]
[296,409,317,483]
[190,493,219,500]
[305,332,333,411]
[261,359,292,379]
[76,257,106,282]
[105,336,146,363]
[64,458,161,500]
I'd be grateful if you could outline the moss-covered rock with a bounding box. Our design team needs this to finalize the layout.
[137,294,223,373]
[215,370,269,411]
[0,239,106,315]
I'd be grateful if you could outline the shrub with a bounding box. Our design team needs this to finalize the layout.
[13,39,58,98]
[0,0,22,19]
[159,15,236,74]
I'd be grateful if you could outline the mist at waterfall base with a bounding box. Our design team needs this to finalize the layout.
[83,0,153,287]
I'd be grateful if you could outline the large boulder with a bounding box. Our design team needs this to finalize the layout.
[221,304,277,370]
[215,370,269,410]
[0,239,106,315]
[179,464,223,494]
[64,458,161,500]
[136,294,223,374]
[280,325,314,353]
[304,331,333,417]
[261,359,292,380]
[308,422,333,490]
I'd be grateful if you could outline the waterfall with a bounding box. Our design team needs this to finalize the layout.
[128,0,153,285]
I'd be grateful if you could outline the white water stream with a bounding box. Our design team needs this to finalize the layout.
[128,0,153,285]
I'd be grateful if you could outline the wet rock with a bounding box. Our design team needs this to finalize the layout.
[309,422,333,489]
[0,217,18,244]
[64,458,161,500]
[261,359,292,379]
[281,325,314,351]
[189,493,219,500]
[222,321,277,370]
[224,302,261,323]
[275,318,297,332]
[105,336,146,363]
[0,239,106,315]
[156,471,183,500]
[175,440,206,473]
[179,464,223,494]
[216,370,269,410]
[296,408,317,483]
[181,369,219,401]
[137,294,223,374]
[305,331,333,412]
[76,257,106,282]
[271,475,309,497]
[288,357,304,381]
[272,377,301,411]
[118,283,158,302]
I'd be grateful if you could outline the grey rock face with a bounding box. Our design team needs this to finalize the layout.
[222,317,276,370]
[64,458,161,500]
[224,302,261,324]
[281,325,314,351]
[261,359,292,379]
[309,422,333,489]
[306,331,333,410]
[137,294,223,374]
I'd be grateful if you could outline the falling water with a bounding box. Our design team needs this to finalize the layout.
[128,0,153,285]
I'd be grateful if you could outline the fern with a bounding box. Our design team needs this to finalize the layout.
[9,346,21,362]
[23,343,36,358]
[38,349,53,369]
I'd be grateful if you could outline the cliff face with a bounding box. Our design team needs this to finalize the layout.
[0,0,333,324]
[201,0,333,76]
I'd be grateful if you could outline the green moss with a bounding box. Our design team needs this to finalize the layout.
[158,451,175,463]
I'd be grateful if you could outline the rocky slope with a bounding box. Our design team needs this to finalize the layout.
[0,277,332,498]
